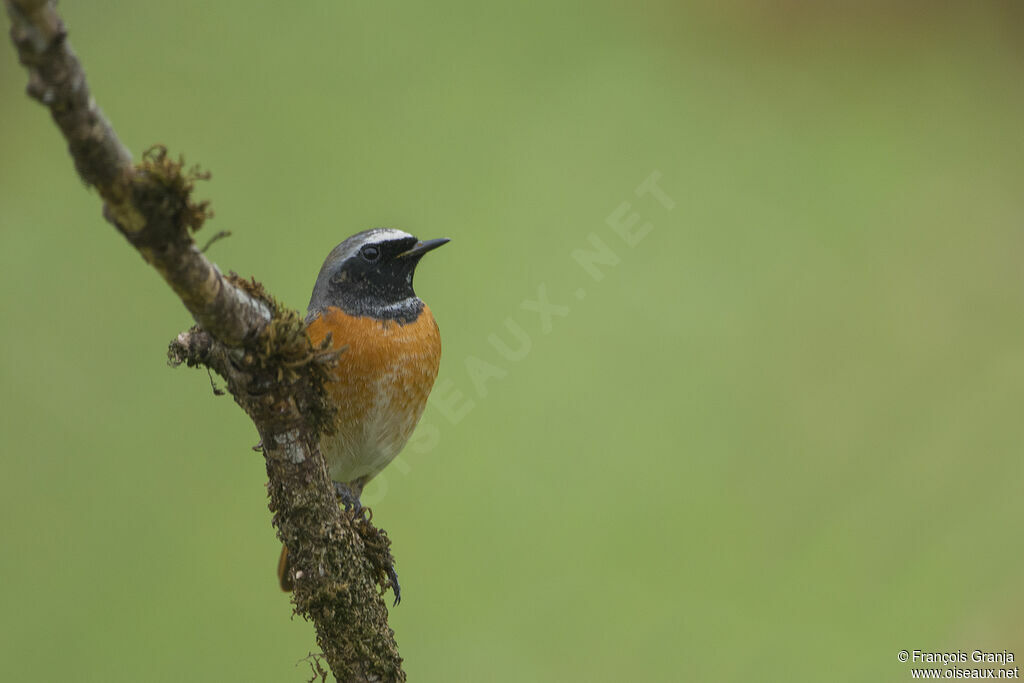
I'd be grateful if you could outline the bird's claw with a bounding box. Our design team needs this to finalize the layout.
[333,481,363,514]
[385,563,401,606]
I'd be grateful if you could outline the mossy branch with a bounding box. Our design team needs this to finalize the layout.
[5,1,405,680]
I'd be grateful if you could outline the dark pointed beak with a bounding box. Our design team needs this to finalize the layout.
[396,237,450,259]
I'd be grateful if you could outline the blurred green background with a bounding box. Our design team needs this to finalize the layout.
[3,2,1024,681]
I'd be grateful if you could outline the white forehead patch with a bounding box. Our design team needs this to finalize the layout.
[331,228,415,264]
[360,228,414,244]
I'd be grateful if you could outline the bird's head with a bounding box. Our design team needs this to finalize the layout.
[308,228,449,321]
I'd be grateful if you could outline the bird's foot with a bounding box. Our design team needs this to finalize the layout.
[383,561,401,606]
[333,481,363,514]
[343,508,401,606]
[365,534,401,606]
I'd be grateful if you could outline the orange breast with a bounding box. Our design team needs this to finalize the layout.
[307,305,441,486]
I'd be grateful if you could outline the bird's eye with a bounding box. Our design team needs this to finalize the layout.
[361,245,380,262]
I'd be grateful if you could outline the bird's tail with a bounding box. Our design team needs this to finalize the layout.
[277,545,293,592]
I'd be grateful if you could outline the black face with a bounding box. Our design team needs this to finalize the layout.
[308,230,447,322]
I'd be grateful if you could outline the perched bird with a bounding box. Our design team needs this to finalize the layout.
[277,228,448,598]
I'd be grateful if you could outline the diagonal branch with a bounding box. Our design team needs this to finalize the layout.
[6,1,405,680]
[6,0,270,345]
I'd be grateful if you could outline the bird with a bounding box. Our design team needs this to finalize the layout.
[277,228,448,600]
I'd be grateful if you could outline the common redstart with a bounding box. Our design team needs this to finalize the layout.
[277,228,448,598]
